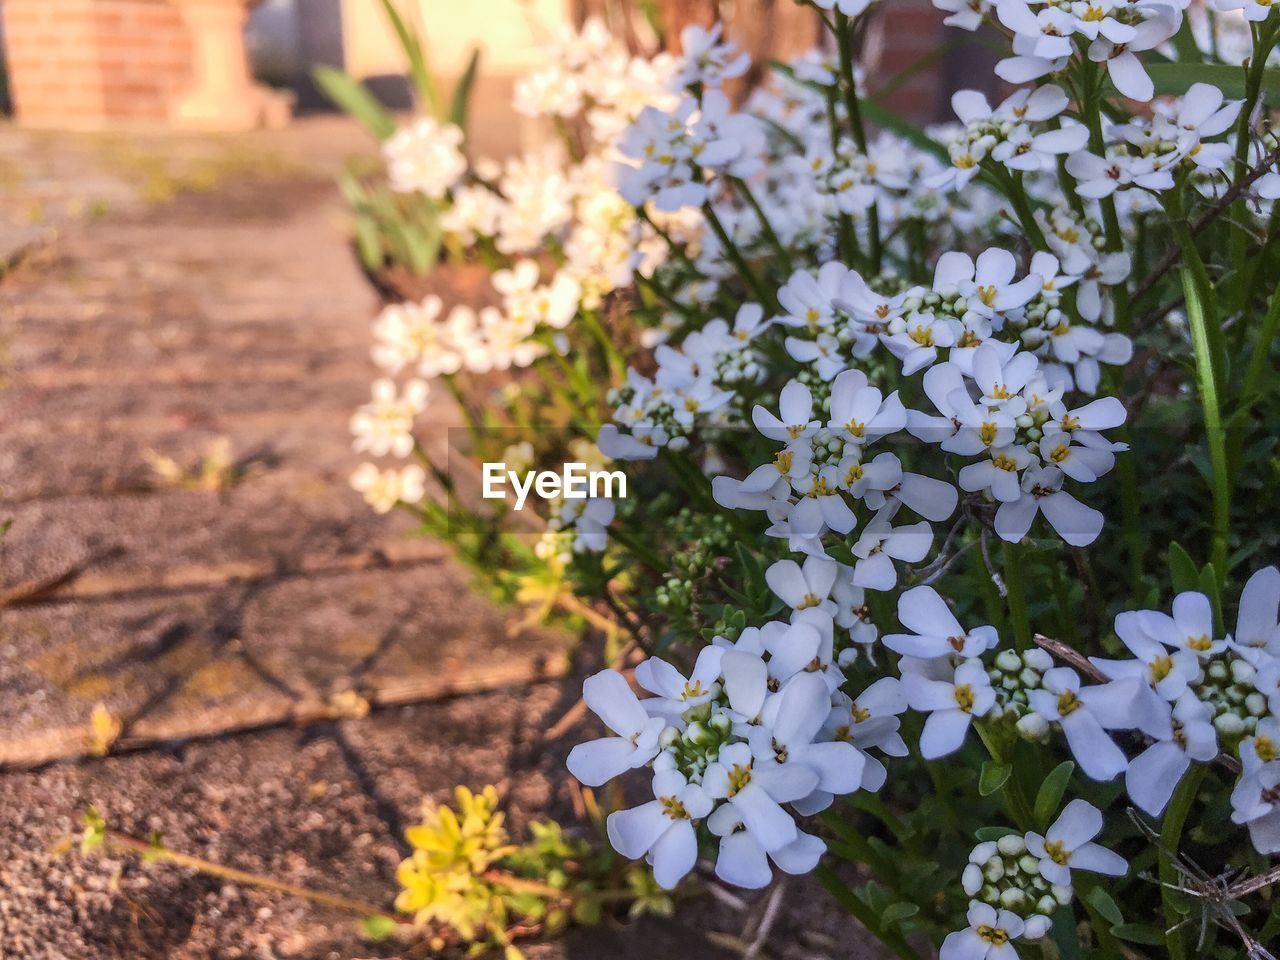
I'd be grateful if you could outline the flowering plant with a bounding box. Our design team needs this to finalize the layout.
[348,4,1280,957]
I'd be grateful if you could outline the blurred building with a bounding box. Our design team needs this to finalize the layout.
[0,0,985,132]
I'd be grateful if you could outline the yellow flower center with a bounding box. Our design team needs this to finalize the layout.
[977,925,1010,946]
[1043,839,1071,865]
[727,763,752,797]
[909,325,935,347]
[660,796,690,820]
[954,683,976,712]
[1057,689,1082,716]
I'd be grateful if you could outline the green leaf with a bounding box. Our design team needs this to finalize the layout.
[1169,18,1202,65]
[1085,886,1124,927]
[378,0,441,117]
[882,902,919,925]
[1147,61,1280,100]
[360,915,398,942]
[311,67,396,141]
[1111,923,1166,946]
[450,47,482,136]
[974,825,1019,842]
[979,761,1012,797]
[1167,542,1200,594]
[1033,761,1075,829]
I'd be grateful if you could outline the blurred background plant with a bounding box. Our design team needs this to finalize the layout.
[313,0,481,289]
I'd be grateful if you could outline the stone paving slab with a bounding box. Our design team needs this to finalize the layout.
[0,136,569,775]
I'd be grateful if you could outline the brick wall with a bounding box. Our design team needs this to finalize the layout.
[2,0,192,128]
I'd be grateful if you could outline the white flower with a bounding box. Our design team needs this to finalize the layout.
[1125,693,1218,815]
[1135,589,1227,658]
[597,423,662,461]
[885,586,1000,660]
[703,741,818,855]
[350,378,428,458]
[750,672,866,804]
[1092,610,1200,701]
[707,808,826,889]
[635,646,725,716]
[1029,668,1138,781]
[905,659,996,758]
[673,23,750,89]
[1087,8,1181,102]
[933,0,992,31]
[607,768,713,889]
[567,669,667,785]
[1229,566,1280,659]
[994,465,1105,547]
[1231,761,1280,854]
[1024,799,1127,886]
[848,504,933,589]
[371,296,462,377]
[941,902,1026,960]
[826,369,908,446]
[752,381,820,443]
[383,117,467,198]
[350,462,425,513]
[1212,0,1280,20]
[765,556,839,615]
[934,249,1042,319]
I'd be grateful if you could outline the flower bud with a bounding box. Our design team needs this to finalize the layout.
[997,834,1026,857]
[1017,713,1050,741]
[999,888,1027,911]
[1232,659,1257,686]
[1019,854,1041,876]
[1024,649,1053,672]
[1024,915,1052,940]
[962,864,984,896]
[995,649,1023,673]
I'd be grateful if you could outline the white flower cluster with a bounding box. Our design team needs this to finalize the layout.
[1088,568,1280,853]
[994,0,1189,101]
[1065,83,1242,202]
[568,594,895,890]
[935,85,1087,190]
[598,303,770,460]
[383,116,467,199]
[946,801,1125,957]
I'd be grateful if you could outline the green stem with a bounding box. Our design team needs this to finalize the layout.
[834,12,881,273]
[1240,282,1280,417]
[1177,251,1231,584]
[442,373,483,437]
[731,176,792,275]
[1159,765,1207,960]
[701,201,775,309]
[1002,541,1032,652]
[581,309,625,380]
[1229,22,1279,299]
